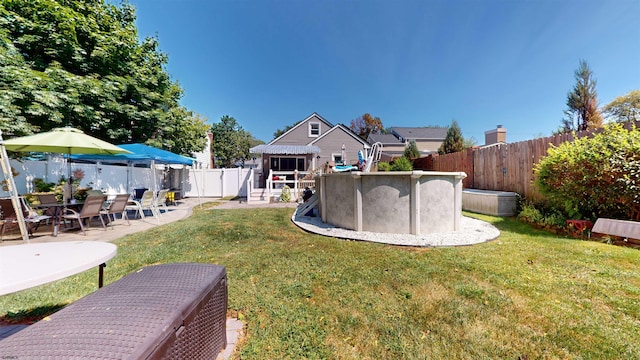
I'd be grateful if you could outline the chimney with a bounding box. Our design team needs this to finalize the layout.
[484,125,507,145]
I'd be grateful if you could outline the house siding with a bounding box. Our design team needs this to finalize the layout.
[413,139,442,153]
[272,114,332,145]
[312,129,367,166]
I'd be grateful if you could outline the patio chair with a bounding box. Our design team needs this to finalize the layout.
[36,193,59,220]
[100,194,131,229]
[0,197,51,240]
[61,195,107,235]
[155,189,170,214]
[87,189,104,197]
[36,193,58,205]
[125,190,159,220]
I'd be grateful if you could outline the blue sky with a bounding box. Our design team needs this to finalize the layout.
[128,0,639,144]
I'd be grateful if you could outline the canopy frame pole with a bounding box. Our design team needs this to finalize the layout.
[0,131,29,243]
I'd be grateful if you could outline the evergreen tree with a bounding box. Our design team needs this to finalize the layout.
[438,120,464,154]
[561,60,603,132]
[404,140,420,159]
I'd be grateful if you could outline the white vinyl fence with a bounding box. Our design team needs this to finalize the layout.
[184,168,252,198]
[1,158,253,199]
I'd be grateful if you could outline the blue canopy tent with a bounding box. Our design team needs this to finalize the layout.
[71,144,196,195]
[72,144,195,165]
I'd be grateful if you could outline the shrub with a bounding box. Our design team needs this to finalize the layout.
[377,162,392,172]
[535,123,640,221]
[280,185,291,202]
[390,156,413,171]
[517,203,543,224]
[517,201,568,231]
[33,178,56,192]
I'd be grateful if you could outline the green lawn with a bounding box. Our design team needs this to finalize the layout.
[2,204,639,359]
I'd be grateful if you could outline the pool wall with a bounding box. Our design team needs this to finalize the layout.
[317,171,467,235]
[462,189,519,216]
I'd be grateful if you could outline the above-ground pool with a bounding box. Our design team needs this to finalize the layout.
[317,171,467,235]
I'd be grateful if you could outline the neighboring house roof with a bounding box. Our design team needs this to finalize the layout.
[268,112,334,145]
[309,124,371,148]
[367,133,403,145]
[390,127,448,140]
[249,144,321,155]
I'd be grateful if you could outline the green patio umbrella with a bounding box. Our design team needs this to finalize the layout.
[1,127,131,242]
[3,127,130,155]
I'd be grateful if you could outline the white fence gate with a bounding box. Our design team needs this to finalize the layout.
[184,168,252,198]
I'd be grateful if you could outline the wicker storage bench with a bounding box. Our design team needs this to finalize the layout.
[0,263,227,359]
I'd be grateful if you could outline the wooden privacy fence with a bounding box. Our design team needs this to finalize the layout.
[415,121,640,200]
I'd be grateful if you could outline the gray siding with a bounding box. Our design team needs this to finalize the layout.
[272,114,332,145]
[313,129,367,166]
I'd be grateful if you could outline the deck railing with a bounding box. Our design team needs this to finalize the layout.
[265,169,314,202]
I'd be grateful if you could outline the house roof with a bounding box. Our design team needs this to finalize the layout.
[367,133,403,145]
[250,144,321,155]
[309,124,370,148]
[268,112,333,145]
[390,127,448,140]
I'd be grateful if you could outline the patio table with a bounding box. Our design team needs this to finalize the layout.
[0,241,117,296]
[34,202,83,236]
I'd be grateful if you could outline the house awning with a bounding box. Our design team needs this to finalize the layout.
[250,145,321,155]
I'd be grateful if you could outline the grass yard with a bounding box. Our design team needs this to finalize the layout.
[1,204,639,359]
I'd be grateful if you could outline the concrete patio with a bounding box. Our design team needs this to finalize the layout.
[0,196,245,360]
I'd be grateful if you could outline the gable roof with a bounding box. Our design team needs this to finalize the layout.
[268,112,333,145]
[390,127,448,140]
[309,123,370,148]
[367,133,403,145]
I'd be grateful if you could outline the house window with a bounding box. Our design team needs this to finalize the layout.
[270,157,306,171]
[332,154,343,164]
[309,122,320,137]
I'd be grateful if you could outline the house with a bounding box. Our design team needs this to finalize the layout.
[250,113,370,186]
[190,132,214,169]
[389,127,448,156]
[366,133,405,162]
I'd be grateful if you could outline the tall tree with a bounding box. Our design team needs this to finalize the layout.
[438,120,464,154]
[273,124,294,140]
[603,89,640,123]
[404,140,420,160]
[350,113,383,141]
[0,0,206,155]
[561,60,603,132]
[211,115,252,168]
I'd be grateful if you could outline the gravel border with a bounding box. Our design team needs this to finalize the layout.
[291,207,500,247]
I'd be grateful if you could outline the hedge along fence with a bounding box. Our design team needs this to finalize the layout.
[414,120,640,201]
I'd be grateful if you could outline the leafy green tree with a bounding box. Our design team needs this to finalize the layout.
[211,115,252,168]
[603,89,640,123]
[404,140,420,159]
[0,0,205,155]
[535,123,640,221]
[273,124,294,140]
[561,60,604,132]
[438,120,464,154]
[350,113,383,141]
[463,136,478,149]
